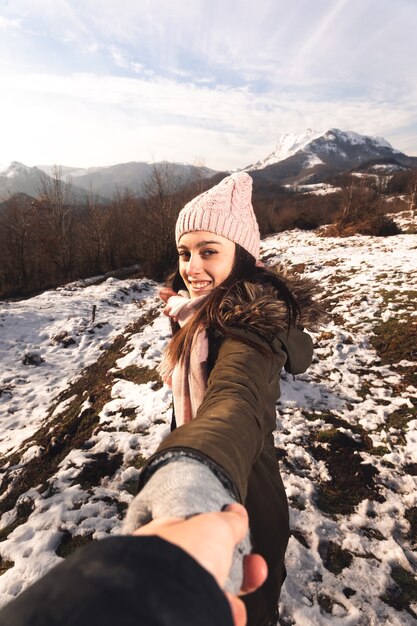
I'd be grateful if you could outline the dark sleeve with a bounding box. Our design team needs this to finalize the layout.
[277,327,313,374]
[0,537,233,626]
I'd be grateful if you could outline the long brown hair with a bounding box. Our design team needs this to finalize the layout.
[164,244,300,368]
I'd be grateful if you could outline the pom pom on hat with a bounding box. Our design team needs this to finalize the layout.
[175,172,260,260]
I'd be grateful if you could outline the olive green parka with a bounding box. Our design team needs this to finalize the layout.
[138,278,320,626]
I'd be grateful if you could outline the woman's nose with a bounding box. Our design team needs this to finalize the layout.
[187,253,203,275]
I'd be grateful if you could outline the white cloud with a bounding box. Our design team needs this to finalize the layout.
[1,71,416,170]
[0,16,21,30]
[109,46,129,69]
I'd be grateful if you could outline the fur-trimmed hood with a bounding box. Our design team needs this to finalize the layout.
[217,274,325,344]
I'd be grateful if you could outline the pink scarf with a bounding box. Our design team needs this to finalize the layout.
[158,292,209,427]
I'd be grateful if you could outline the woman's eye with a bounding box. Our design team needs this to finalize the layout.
[201,249,216,257]
[178,251,190,259]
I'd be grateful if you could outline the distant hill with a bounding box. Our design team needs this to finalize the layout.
[0,192,34,212]
[36,162,219,199]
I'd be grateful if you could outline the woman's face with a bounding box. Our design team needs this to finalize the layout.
[177,231,236,299]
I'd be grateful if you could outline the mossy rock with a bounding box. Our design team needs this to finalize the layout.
[313,412,373,448]
[370,446,390,457]
[381,565,417,619]
[317,593,334,614]
[318,540,353,575]
[114,365,162,390]
[131,454,147,470]
[72,452,123,489]
[316,429,365,449]
[316,592,347,616]
[312,437,381,515]
[360,526,385,541]
[405,507,417,544]
[0,556,14,575]
[291,529,309,548]
[0,501,35,542]
[383,402,417,444]
[403,463,417,476]
[370,317,417,369]
[288,496,306,511]
[301,410,323,422]
[56,531,94,558]
[378,289,417,308]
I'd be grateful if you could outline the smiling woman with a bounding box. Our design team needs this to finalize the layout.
[123,172,323,626]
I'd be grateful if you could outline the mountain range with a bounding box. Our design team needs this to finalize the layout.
[0,161,218,203]
[1,128,416,200]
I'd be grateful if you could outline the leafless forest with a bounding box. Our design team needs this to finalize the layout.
[0,165,415,299]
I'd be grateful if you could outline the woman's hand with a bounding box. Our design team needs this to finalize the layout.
[159,288,178,319]
[159,287,177,303]
[134,503,267,626]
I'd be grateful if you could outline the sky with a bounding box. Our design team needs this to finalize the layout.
[0,0,417,171]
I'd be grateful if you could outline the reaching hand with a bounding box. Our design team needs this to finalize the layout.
[159,287,177,304]
[159,287,179,320]
[134,503,267,626]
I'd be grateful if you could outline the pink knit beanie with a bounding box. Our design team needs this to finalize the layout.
[175,172,260,260]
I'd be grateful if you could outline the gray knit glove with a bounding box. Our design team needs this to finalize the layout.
[122,458,251,595]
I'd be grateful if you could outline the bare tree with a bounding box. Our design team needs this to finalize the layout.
[138,162,204,276]
[0,195,38,293]
[407,172,417,215]
[142,163,183,260]
[82,184,109,274]
[36,166,76,281]
[340,182,355,225]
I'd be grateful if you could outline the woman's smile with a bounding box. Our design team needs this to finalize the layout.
[187,279,212,290]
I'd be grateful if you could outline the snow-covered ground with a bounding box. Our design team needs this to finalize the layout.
[262,231,417,625]
[0,230,416,624]
[0,277,160,455]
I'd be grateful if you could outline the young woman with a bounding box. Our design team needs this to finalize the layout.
[124,172,321,626]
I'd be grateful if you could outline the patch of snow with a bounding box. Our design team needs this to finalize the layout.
[304,153,323,168]
[370,163,406,173]
[284,183,342,195]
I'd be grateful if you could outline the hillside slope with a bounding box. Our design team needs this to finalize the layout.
[0,230,416,624]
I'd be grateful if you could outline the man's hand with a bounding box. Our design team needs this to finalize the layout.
[134,503,267,626]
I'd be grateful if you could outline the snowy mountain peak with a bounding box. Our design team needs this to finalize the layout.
[248,129,323,170]
[323,128,396,152]
[246,128,406,175]
[2,161,42,179]
[268,128,322,161]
